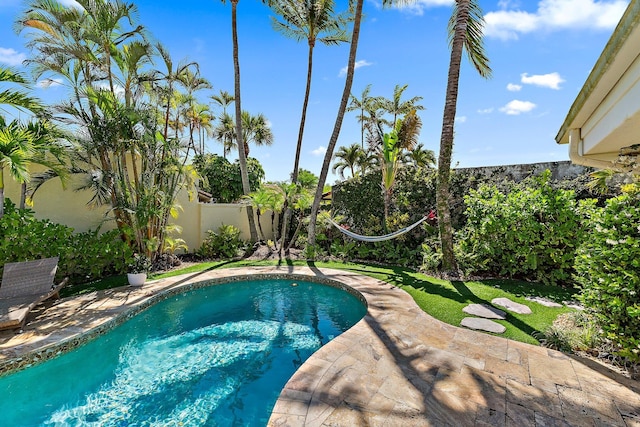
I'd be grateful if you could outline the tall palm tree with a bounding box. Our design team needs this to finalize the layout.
[307,0,367,248]
[437,0,491,271]
[221,0,258,242]
[331,143,365,179]
[270,0,349,184]
[346,84,373,148]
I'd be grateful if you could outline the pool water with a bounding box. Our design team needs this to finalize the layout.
[0,279,366,426]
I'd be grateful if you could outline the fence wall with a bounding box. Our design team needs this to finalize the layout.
[3,173,276,253]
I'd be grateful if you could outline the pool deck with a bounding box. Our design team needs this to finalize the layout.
[1,266,639,426]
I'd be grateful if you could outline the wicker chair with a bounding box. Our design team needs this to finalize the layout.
[0,257,68,331]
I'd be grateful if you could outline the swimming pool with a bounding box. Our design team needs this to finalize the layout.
[0,278,366,426]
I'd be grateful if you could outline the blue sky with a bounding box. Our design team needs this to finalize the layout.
[0,0,630,182]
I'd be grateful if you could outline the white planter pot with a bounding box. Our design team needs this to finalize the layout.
[127,273,147,287]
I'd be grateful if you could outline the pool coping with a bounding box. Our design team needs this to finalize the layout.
[1,266,639,426]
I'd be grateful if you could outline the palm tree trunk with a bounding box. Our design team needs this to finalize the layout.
[308,0,364,248]
[231,0,258,242]
[281,40,316,256]
[20,182,27,210]
[436,0,469,273]
[0,169,4,219]
[292,42,314,184]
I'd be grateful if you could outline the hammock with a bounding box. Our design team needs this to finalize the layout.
[328,215,429,243]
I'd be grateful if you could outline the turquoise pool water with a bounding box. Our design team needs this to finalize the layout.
[0,278,366,426]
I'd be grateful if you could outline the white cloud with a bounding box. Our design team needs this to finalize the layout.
[395,0,453,16]
[521,72,565,89]
[311,146,326,156]
[339,60,372,77]
[36,78,63,89]
[507,83,522,92]
[0,47,26,66]
[477,107,494,114]
[455,116,467,123]
[499,100,537,115]
[485,0,628,40]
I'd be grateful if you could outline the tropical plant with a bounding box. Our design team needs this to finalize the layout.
[347,84,373,148]
[332,143,365,179]
[220,0,259,242]
[0,120,33,218]
[194,153,265,203]
[377,84,424,130]
[436,0,491,272]
[306,0,367,250]
[18,0,201,260]
[270,0,349,184]
[198,224,244,259]
[574,183,640,361]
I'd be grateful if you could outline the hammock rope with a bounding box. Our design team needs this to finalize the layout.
[328,216,428,243]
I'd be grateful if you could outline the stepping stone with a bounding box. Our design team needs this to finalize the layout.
[491,297,532,314]
[463,303,506,319]
[461,317,506,334]
[526,296,562,308]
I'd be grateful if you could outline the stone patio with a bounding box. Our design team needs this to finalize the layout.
[1,266,639,426]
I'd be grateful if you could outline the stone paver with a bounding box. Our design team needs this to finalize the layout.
[0,266,639,426]
[461,317,507,334]
[463,303,507,319]
[526,296,563,308]
[492,297,533,314]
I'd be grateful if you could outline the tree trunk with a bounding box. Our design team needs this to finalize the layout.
[436,0,469,273]
[281,40,316,256]
[0,169,4,219]
[20,182,27,210]
[231,0,258,242]
[307,0,364,249]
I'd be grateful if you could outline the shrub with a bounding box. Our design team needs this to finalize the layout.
[193,154,265,203]
[456,171,587,285]
[198,224,243,259]
[0,200,131,284]
[574,184,640,361]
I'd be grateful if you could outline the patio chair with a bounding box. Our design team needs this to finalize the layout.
[0,257,69,331]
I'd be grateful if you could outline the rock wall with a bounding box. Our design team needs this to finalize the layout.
[454,161,593,182]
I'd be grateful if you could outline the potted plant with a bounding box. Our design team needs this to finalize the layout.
[127,253,151,286]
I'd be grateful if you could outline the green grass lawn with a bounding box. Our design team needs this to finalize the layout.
[64,259,579,346]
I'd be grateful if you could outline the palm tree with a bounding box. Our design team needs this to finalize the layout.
[19,120,70,209]
[0,120,33,218]
[240,111,273,157]
[221,0,258,242]
[211,90,235,158]
[213,112,237,158]
[378,84,424,126]
[307,0,367,248]
[436,0,491,271]
[404,143,436,168]
[212,111,274,158]
[270,0,349,184]
[379,110,421,227]
[0,67,43,114]
[347,84,373,148]
[332,143,365,179]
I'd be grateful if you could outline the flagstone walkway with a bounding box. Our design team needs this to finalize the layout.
[1,266,638,426]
